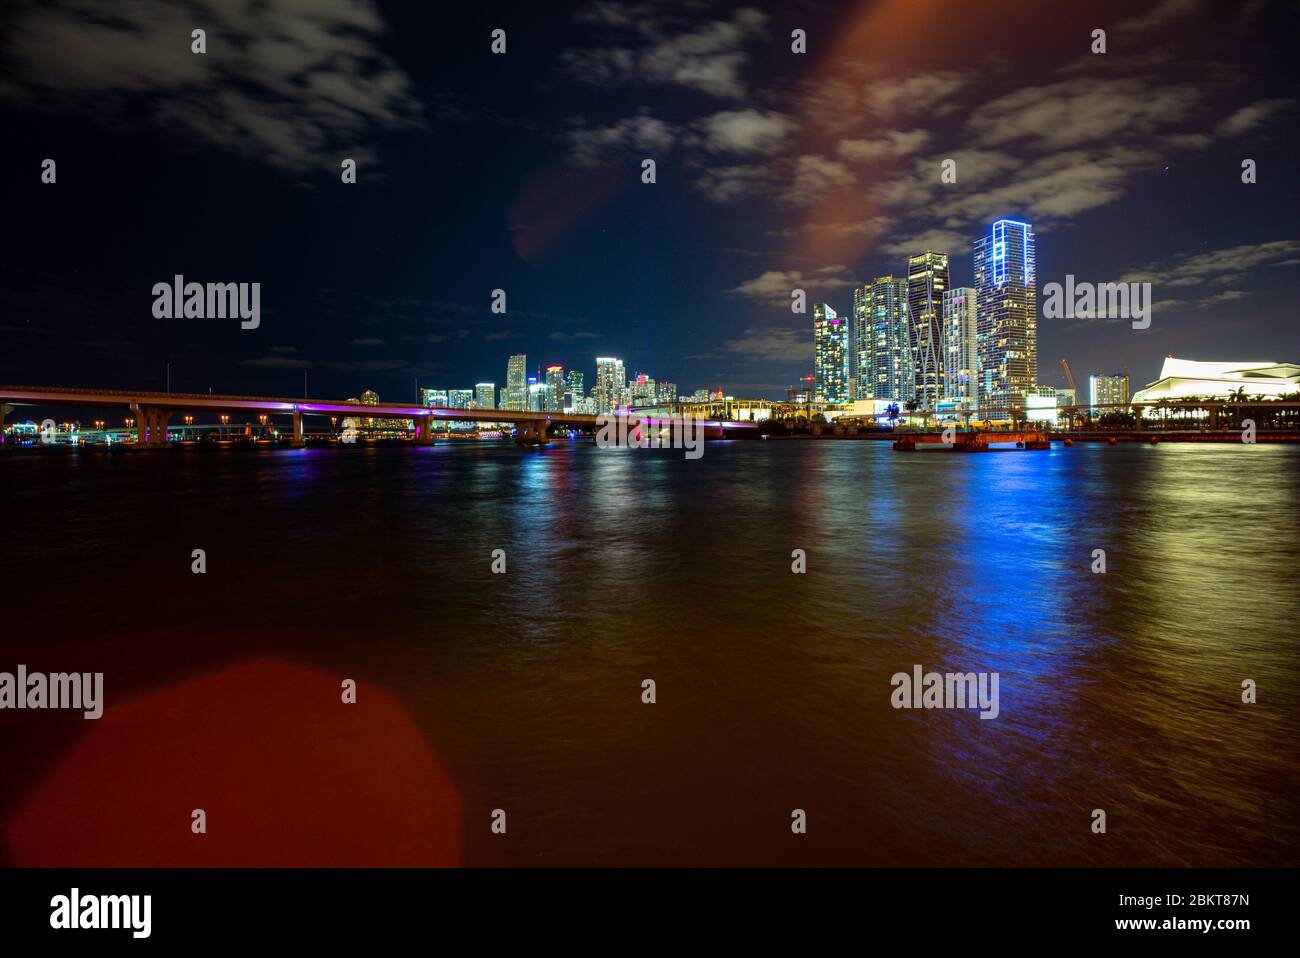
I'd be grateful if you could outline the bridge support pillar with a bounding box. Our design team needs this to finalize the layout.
[291,411,305,448]
[418,417,435,445]
[516,419,548,445]
[0,398,7,448]
[131,404,169,447]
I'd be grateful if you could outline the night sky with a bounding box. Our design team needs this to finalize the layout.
[2,0,1297,404]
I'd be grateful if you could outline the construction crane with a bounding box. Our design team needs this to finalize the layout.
[1059,358,1077,395]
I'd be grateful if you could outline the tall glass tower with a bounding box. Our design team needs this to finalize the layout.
[907,251,949,409]
[853,277,911,402]
[813,303,849,403]
[505,354,527,411]
[972,219,1037,418]
[595,357,626,413]
[942,287,978,411]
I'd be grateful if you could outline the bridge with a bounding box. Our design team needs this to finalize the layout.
[0,385,758,448]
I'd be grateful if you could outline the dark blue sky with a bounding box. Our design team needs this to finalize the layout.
[2,0,1297,402]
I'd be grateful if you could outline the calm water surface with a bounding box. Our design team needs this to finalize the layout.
[2,440,1297,865]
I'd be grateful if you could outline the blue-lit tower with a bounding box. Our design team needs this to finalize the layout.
[972,219,1037,418]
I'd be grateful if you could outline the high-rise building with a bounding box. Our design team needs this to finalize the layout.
[907,251,950,408]
[504,354,527,411]
[565,370,584,406]
[475,383,496,410]
[942,287,978,410]
[595,357,626,413]
[1089,373,1130,413]
[854,277,911,402]
[545,365,565,412]
[631,373,657,406]
[973,219,1037,418]
[527,378,545,412]
[813,303,849,403]
[420,388,448,407]
[656,381,676,404]
[447,389,473,409]
[691,389,709,403]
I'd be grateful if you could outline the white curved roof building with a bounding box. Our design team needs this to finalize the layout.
[1132,357,1300,402]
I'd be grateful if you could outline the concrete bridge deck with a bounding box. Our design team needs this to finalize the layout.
[0,384,757,447]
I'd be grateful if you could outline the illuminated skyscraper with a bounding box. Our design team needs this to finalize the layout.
[504,354,527,411]
[813,303,849,403]
[656,381,676,404]
[853,278,911,402]
[907,251,949,408]
[475,383,496,410]
[565,370,584,405]
[942,287,978,410]
[973,219,1037,417]
[595,357,626,413]
[545,365,565,411]
[527,377,545,412]
[420,388,448,407]
[447,389,473,409]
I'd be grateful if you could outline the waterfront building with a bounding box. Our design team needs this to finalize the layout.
[447,389,473,410]
[475,383,496,410]
[1131,358,1300,403]
[1025,385,1060,424]
[814,303,849,403]
[504,354,527,411]
[854,277,911,403]
[420,388,448,407]
[973,219,1037,418]
[907,251,950,408]
[942,287,978,411]
[595,357,626,413]
[1055,387,1076,408]
[1089,372,1130,413]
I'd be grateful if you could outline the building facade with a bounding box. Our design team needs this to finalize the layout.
[854,277,911,403]
[942,287,978,410]
[545,365,565,412]
[907,251,950,409]
[813,303,849,403]
[973,219,1037,418]
[595,357,626,413]
[475,383,496,410]
[504,354,527,411]
[1089,373,1130,412]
